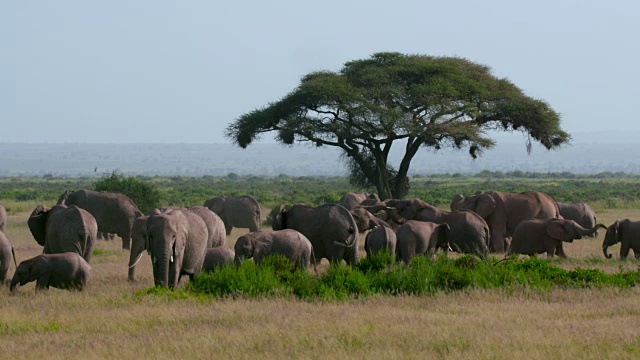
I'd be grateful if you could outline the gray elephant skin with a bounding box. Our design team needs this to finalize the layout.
[202,246,235,272]
[338,192,380,210]
[0,231,17,284]
[382,199,489,256]
[396,220,450,264]
[364,226,397,258]
[59,190,141,250]
[28,204,97,263]
[186,206,226,248]
[10,253,91,293]
[234,229,313,269]
[603,219,640,259]
[0,205,7,233]
[273,204,359,265]
[508,218,605,258]
[146,208,208,288]
[350,207,393,233]
[557,202,598,238]
[204,195,261,235]
[451,191,561,253]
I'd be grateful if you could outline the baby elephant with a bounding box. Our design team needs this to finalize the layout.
[396,220,451,264]
[10,253,90,293]
[364,226,397,257]
[234,229,312,269]
[509,218,606,258]
[202,246,235,272]
[602,219,640,259]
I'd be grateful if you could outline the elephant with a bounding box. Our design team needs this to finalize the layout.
[396,220,451,264]
[602,219,640,259]
[338,192,380,210]
[59,190,142,250]
[381,199,489,256]
[28,204,97,263]
[451,191,561,253]
[364,226,397,257]
[127,215,149,282]
[0,231,17,285]
[234,229,313,269]
[273,204,359,265]
[557,202,598,238]
[508,218,605,258]
[0,205,6,233]
[146,208,208,288]
[204,195,261,235]
[10,253,91,293]
[202,247,235,272]
[185,206,226,248]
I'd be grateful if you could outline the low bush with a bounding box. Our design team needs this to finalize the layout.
[139,254,640,301]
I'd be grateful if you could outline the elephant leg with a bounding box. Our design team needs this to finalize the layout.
[554,242,567,258]
[343,243,359,265]
[620,242,631,260]
[97,232,104,240]
[121,229,131,250]
[225,224,233,236]
[490,229,506,253]
[35,273,51,293]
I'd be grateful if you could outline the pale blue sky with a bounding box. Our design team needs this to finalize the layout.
[2,1,638,143]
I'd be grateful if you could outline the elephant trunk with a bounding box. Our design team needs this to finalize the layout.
[580,223,607,238]
[9,276,19,292]
[153,254,171,288]
[603,240,612,259]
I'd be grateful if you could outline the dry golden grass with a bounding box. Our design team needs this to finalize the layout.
[1,207,640,359]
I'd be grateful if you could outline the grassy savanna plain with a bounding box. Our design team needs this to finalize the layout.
[1,176,640,358]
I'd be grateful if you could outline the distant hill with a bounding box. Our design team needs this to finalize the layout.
[0,131,637,177]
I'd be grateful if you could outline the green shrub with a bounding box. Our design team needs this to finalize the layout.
[94,172,161,214]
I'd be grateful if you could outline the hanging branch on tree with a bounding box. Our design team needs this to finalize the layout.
[226,52,570,199]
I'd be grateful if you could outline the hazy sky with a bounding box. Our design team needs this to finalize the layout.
[2,1,638,143]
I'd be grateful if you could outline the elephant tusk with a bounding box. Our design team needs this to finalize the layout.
[447,245,453,252]
[170,255,174,263]
[129,253,145,269]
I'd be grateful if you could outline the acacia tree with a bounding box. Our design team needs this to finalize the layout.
[226,52,569,199]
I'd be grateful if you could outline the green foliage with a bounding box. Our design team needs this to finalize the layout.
[227,52,569,199]
[93,172,161,213]
[2,173,640,212]
[142,255,640,301]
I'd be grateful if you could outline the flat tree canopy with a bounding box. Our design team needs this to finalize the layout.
[226,52,569,199]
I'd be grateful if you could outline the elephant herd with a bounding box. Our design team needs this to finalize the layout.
[1,188,640,294]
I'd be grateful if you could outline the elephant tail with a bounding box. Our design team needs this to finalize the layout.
[11,245,17,270]
[311,247,318,276]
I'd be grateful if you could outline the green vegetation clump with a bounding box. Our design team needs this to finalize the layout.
[93,172,161,213]
[141,254,640,301]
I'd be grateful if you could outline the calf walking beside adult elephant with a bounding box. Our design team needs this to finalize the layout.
[59,190,141,250]
[204,195,261,235]
[451,191,561,253]
[273,204,359,265]
[234,229,313,269]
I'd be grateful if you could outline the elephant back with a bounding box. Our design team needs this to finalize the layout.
[186,206,226,247]
[44,206,97,262]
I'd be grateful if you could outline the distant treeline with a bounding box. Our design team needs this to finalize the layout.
[1,172,639,212]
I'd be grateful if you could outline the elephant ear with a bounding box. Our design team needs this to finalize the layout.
[437,223,451,250]
[27,206,49,246]
[30,256,49,279]
[209,197,226,214]
[474,194,496,218]
[450,194,464,211]
[272,205,286,230]
[616,220,624,244]
[546,220,573,242]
